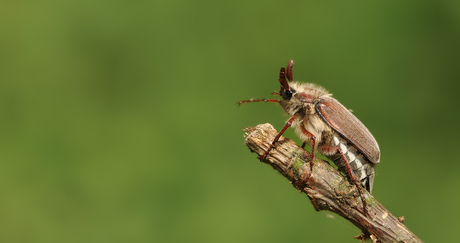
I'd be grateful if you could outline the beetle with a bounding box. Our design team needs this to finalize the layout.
[239,60,380,213]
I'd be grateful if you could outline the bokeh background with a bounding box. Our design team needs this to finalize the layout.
[1,1,459,242]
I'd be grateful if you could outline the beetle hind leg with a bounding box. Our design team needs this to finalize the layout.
[319,145,370,216]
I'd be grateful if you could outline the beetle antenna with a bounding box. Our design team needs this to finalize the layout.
[279,67,290,90]
[286,59,294,82]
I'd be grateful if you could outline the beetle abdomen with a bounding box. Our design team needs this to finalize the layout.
[327,134,376,193]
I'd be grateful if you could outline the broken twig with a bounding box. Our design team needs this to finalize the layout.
[244,123,422,243]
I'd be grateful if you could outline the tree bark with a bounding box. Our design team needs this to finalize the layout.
[243,123,423,243]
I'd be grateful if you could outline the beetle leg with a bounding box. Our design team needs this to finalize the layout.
[320,145,369,216]
[259,114,298,160]
[237,99,280,105]
[301,142,306,149]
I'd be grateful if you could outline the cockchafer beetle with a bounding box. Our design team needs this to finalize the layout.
[239,60,380,214]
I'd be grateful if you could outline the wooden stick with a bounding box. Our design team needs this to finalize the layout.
[244,123,423,243]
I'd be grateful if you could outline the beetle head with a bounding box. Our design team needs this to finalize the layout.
[277,60,329,117]
[279,60,296,101]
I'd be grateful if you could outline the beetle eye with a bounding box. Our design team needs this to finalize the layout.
[281,88,295,100]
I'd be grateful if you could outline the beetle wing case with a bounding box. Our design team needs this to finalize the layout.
[316,96,380,164]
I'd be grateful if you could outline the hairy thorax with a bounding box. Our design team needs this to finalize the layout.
[281,82,332,148]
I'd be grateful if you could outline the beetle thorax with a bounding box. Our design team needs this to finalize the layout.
[290,82,329,101]
[281,82,330,116]
[283,82,332,147]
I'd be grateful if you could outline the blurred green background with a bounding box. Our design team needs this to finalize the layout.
[1,0,459,242]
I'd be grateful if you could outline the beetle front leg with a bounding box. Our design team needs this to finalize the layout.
[237,99,281,105]
[259,114,298,160]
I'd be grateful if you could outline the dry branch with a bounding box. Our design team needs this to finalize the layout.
[244,123,422,243]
